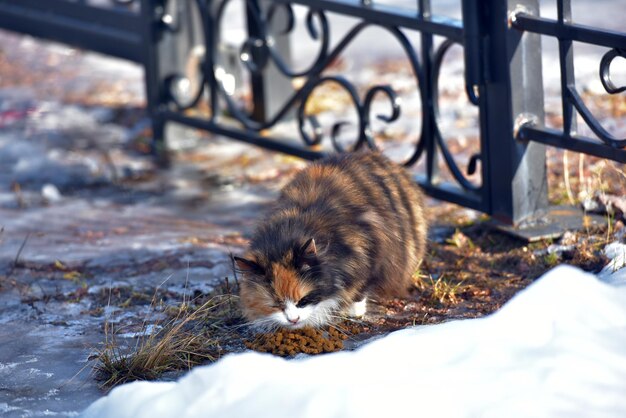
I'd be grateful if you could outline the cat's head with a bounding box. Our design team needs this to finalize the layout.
[235,238,339,330]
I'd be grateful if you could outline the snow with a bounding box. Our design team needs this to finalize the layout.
[599,242,626,286]
[81,264,626,418]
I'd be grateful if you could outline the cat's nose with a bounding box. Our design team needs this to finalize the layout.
[288,316,300,324]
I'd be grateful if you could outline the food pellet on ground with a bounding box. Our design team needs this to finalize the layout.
[245,325,354,357]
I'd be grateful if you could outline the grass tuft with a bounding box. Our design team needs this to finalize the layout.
[413,272,464,305]
[93,281,242,389]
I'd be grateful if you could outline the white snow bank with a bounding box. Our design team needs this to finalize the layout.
[82,265,626,418]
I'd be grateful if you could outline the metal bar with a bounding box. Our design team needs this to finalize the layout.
[0,0,143,62]
[204,0,218,123]
[269,0,464,41]
[518,126,626,163]
[245,0,268,122]
[461,0,482,104]
[0,0,140,29]
[413,176,483,211]
[461,0,490,214]
[557,0,577,137]
[161,109,327,160]
[419,0,439,184]
[140,0,168,163]
[244,0,296,123]
[512,12,626,49]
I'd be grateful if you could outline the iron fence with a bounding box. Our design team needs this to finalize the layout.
[0,0,624,229]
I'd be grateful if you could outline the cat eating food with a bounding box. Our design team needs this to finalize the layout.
[235,151,427,330]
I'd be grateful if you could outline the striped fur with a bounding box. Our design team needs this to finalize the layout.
[237,151,427,329]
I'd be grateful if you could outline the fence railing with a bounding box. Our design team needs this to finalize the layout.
[512,2,626,160]
[0,0,624,229]
[0,0,143,62]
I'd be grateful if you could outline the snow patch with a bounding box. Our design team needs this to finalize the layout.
[599,241,626,286]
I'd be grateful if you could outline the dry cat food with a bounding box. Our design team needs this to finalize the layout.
[245,326,352,356]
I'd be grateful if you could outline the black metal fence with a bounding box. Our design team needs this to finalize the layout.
[0,0,624,227]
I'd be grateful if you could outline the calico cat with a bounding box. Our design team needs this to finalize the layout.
[235,151,427,330]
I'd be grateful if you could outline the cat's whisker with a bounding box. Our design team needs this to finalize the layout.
[247,317,283,332]
[228,323,253,330]
[333,314,370,327]
[325,313,347,319]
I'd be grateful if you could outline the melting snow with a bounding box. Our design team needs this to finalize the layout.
[81,265,626,418]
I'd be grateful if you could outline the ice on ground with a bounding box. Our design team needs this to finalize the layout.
[81,265,626,418]
[117,324,163,339]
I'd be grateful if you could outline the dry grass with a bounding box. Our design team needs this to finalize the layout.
[93,281,242,389]
[413,271,465,305]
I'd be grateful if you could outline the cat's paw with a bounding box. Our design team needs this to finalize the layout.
[348,298,367,318]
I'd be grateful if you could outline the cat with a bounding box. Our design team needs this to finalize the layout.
[235,151,427,330]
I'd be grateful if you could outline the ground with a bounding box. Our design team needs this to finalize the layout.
[0,24,625,417]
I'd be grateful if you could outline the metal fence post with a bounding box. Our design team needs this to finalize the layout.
[142,0,205,164]
[246,0,294,123]
[141,0,168,163]
[480,0,548,225]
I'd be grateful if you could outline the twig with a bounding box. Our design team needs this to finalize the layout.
[13,232,31,268]
[563,150,576,205]
[606,160,626,182]
[578,153,586,198]
[183,257,190,307]
[12,182,26,209]
[101,149,119,184]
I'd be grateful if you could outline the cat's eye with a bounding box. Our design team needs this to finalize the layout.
[296,294,316,307]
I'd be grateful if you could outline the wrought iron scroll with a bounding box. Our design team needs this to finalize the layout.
[431,39,480,193]
[600,48,626,95]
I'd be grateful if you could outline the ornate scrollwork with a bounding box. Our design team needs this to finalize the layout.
[600,48,626,95]
[567,86,626,149]
[296,78,400,152]
[561,47,626,149]
[431,39,481,191]
[263,5,330,78]
[162,0,483,194]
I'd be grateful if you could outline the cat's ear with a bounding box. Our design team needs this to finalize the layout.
[300,238,317,257]
[233,256,264,275]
